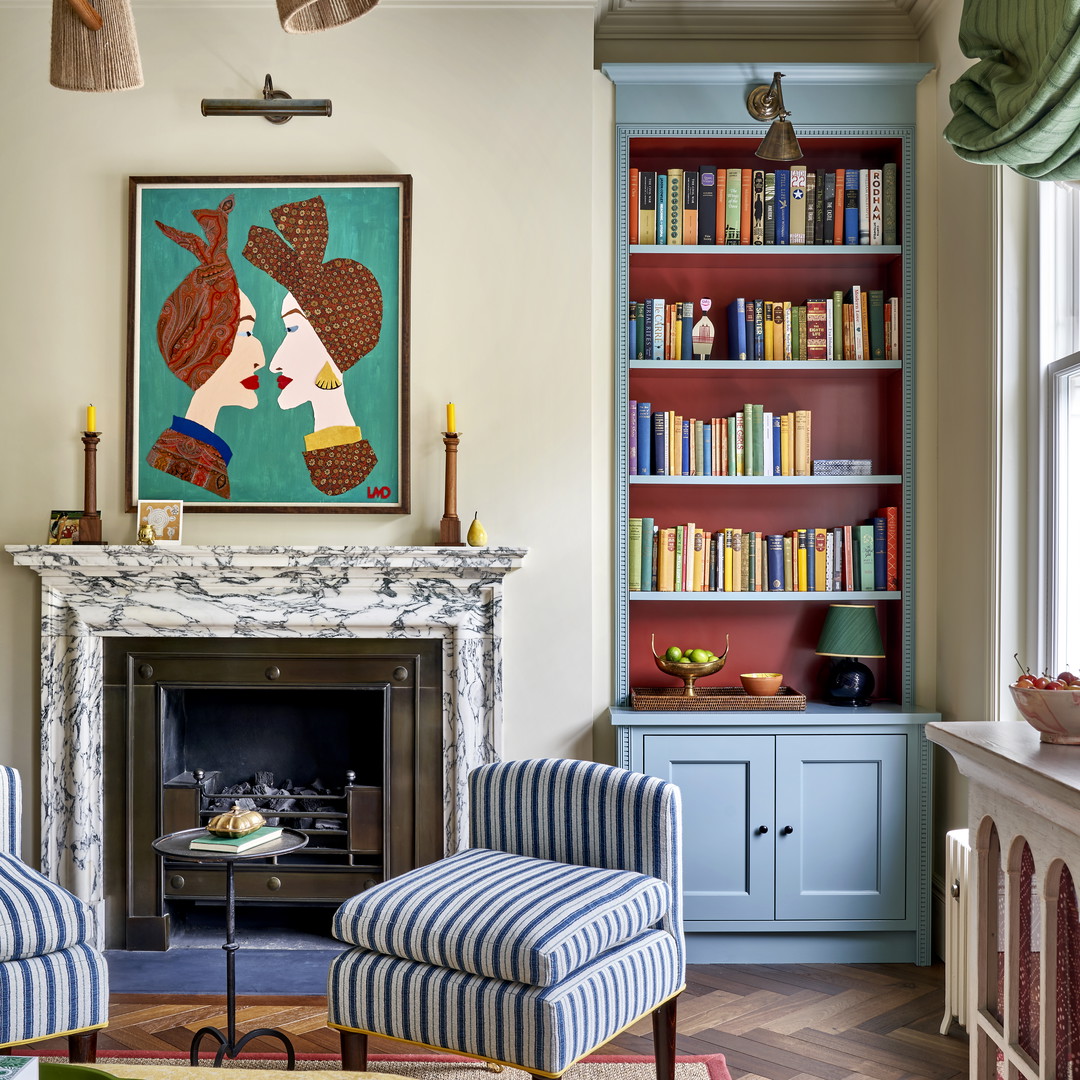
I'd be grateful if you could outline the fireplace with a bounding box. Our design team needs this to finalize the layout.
[7,544,527,949]
[103,637,444,950]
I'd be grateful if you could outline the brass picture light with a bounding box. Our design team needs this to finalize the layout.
[746,72,804,162]
[201,75,332,124]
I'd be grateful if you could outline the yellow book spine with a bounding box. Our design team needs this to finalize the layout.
[763,301,774,362]
[693,528,705,592]
[814,528,827,591]
[797,532,808,591]
[723,528,734,591]
[780,413,792,476]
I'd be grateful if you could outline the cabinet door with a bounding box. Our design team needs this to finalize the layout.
[643,734,774,921]
[774,733,907,921]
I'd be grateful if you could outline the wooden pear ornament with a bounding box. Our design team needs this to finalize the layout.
[467,512,487,547]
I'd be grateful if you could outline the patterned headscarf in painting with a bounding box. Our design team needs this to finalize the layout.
[242,196,382,373]
[155,196,241,392]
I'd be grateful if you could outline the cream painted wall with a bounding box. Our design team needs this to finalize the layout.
[0,2,604,821]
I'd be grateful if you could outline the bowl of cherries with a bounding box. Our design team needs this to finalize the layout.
[1010,663,1080,743]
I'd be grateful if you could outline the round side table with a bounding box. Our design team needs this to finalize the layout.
[152,827,309,1069]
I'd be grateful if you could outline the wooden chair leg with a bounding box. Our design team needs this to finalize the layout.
[651,995,678,1080]
[339,1030,368,1071]
[68,1031,98,1063]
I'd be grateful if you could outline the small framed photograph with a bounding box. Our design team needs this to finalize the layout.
[48,510,83,544]
[137,500,183,543]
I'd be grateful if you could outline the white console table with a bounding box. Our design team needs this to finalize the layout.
[927,720,1080,1080]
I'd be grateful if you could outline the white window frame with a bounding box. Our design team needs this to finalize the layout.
[1037,182,1080,676]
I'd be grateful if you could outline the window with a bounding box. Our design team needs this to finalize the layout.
[1039,183,1080,675]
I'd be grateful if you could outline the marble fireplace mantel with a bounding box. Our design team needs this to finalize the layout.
[7,544,527,946]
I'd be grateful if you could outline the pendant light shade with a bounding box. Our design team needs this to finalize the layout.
[277,0,379,33]
[754,117,803,162]
[50,0,142,92]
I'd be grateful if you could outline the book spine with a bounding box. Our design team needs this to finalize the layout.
[869,168,883,245]
[727,297,747,360]
[832,526,844,590]
[740,168,753,245]
[813,170,825,244]
[681,418,691,475]
[875,504,899,589]
[789,166,807,244]
[657,528,676,591]
[628,517,642,591]
[702,422,712,476]
[871,515,887,590]
[639,170,656,245]
[751,402,764,476]
[628,302,637,363]
[834,169,846,245]
[772,413,782,475]
[681,301,694,362]
[628,167,639,246]
[753,298,765,361]
[763,172,776,245]
[805,298,829,360]
[636,400,652,475]
[640,516,655,592]
[683,169,699,244]
[766,534,784,591]
[882,161,898,246]
[805,170,817,246]
[868,289,885,360]
[652,411,666,475]
[651,297,665,361]
[858,168,870,244]
[725,167,742,244]
[656,173,667,245]
[844,169,860,245]
[774,168,790,245]
[814,528,828,591]
[698,166,718,244]
[667,168,683,245]
[856,524,875,590]
[628,399,637,476]
[848,285,864,361]
[794,409,811,475]
[751,169,765,244]
[822,170,836,245]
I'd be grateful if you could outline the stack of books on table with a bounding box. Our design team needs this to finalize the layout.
[189,826,284,853]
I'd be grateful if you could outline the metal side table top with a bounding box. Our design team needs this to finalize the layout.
[152,828,309,1068]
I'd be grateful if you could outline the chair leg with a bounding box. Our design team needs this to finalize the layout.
[651,994,678,1080]
[68,1031,98,1063]
[339,1030,368,1071]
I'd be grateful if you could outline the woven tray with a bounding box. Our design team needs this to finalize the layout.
[630,685,807,711]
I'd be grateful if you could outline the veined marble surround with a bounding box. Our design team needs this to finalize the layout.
[7,544,527,947]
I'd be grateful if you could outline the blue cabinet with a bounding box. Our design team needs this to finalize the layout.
[617,709,933,964]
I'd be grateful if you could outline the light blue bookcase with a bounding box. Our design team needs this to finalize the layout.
[604,63,938,965]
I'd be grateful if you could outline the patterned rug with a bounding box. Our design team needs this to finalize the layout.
[33,1054,731,1080]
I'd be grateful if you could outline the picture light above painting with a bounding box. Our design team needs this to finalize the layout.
[125,175,411,514]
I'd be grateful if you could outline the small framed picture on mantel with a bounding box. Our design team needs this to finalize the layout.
[137,500,183,544]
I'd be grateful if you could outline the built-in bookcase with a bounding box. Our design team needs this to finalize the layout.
[605,64,938,965]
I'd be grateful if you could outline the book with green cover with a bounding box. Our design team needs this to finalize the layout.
[188,825,284,853]
[854,524,876,591]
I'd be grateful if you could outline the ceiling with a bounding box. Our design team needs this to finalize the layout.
[592,0,943,41]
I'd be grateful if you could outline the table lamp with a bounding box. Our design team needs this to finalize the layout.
[815,603,884,707]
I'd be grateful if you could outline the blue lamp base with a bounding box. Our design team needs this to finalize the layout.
[824,657,875,707]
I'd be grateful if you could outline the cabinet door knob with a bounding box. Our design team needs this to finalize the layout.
[266,876,282,891]
[757,825,769,835]
[781,825,794,835]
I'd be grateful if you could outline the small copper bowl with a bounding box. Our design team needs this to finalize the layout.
[740,672,784,696]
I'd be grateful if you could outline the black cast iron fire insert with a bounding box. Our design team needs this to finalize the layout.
[103,637,445,951]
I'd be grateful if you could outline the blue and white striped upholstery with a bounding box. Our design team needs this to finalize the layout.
[0,943,109,1047]
[0,766,108,1052]
[328,929,681,1075]
[0,766,22,858]
[0,854,94,962]
[333,846,670,987]
[327,759,684,1077]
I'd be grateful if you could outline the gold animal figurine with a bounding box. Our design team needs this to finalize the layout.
[137,522,156,545]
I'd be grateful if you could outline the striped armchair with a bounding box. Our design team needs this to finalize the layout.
[0,766,108,1060]
[327,758,684,1080]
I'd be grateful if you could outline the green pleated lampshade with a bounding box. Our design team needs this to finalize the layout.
[816,603,885,658]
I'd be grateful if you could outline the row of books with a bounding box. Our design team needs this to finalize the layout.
[630,402,813,477]
[629,288,900,364]
[629,164,898,247]
[628,508,899,593]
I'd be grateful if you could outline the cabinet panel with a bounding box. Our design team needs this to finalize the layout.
[643,733,774,920]
[775,733,906,921]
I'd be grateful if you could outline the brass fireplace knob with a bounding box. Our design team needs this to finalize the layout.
[267,876,282,891]
[265,665,281,680]
[170,875,186,890]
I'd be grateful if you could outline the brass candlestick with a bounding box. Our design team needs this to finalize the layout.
[76,430,103,545]
[439,432,464,546]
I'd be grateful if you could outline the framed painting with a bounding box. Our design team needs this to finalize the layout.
[126,175,411,513]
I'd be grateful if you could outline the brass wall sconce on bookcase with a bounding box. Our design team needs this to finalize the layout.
[746,72,804,162]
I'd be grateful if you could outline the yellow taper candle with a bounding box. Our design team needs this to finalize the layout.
[86,404,96,432]
[446,402,456,433]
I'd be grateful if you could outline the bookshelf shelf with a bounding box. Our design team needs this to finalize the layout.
[630,475,902,486]
[605,61,936,967]
[630,589,902,601]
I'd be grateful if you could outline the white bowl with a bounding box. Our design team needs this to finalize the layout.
[1009,684,1080,743]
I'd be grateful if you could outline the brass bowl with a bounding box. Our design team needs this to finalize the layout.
[651,634,730,696]
[740,672,784,697]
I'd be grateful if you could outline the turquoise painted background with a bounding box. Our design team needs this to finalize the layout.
[133,182,404,508]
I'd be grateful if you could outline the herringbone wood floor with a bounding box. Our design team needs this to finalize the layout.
[30,962,969,1079]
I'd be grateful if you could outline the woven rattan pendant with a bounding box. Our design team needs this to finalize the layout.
[50,0,143,92]
[277,0,379,34]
